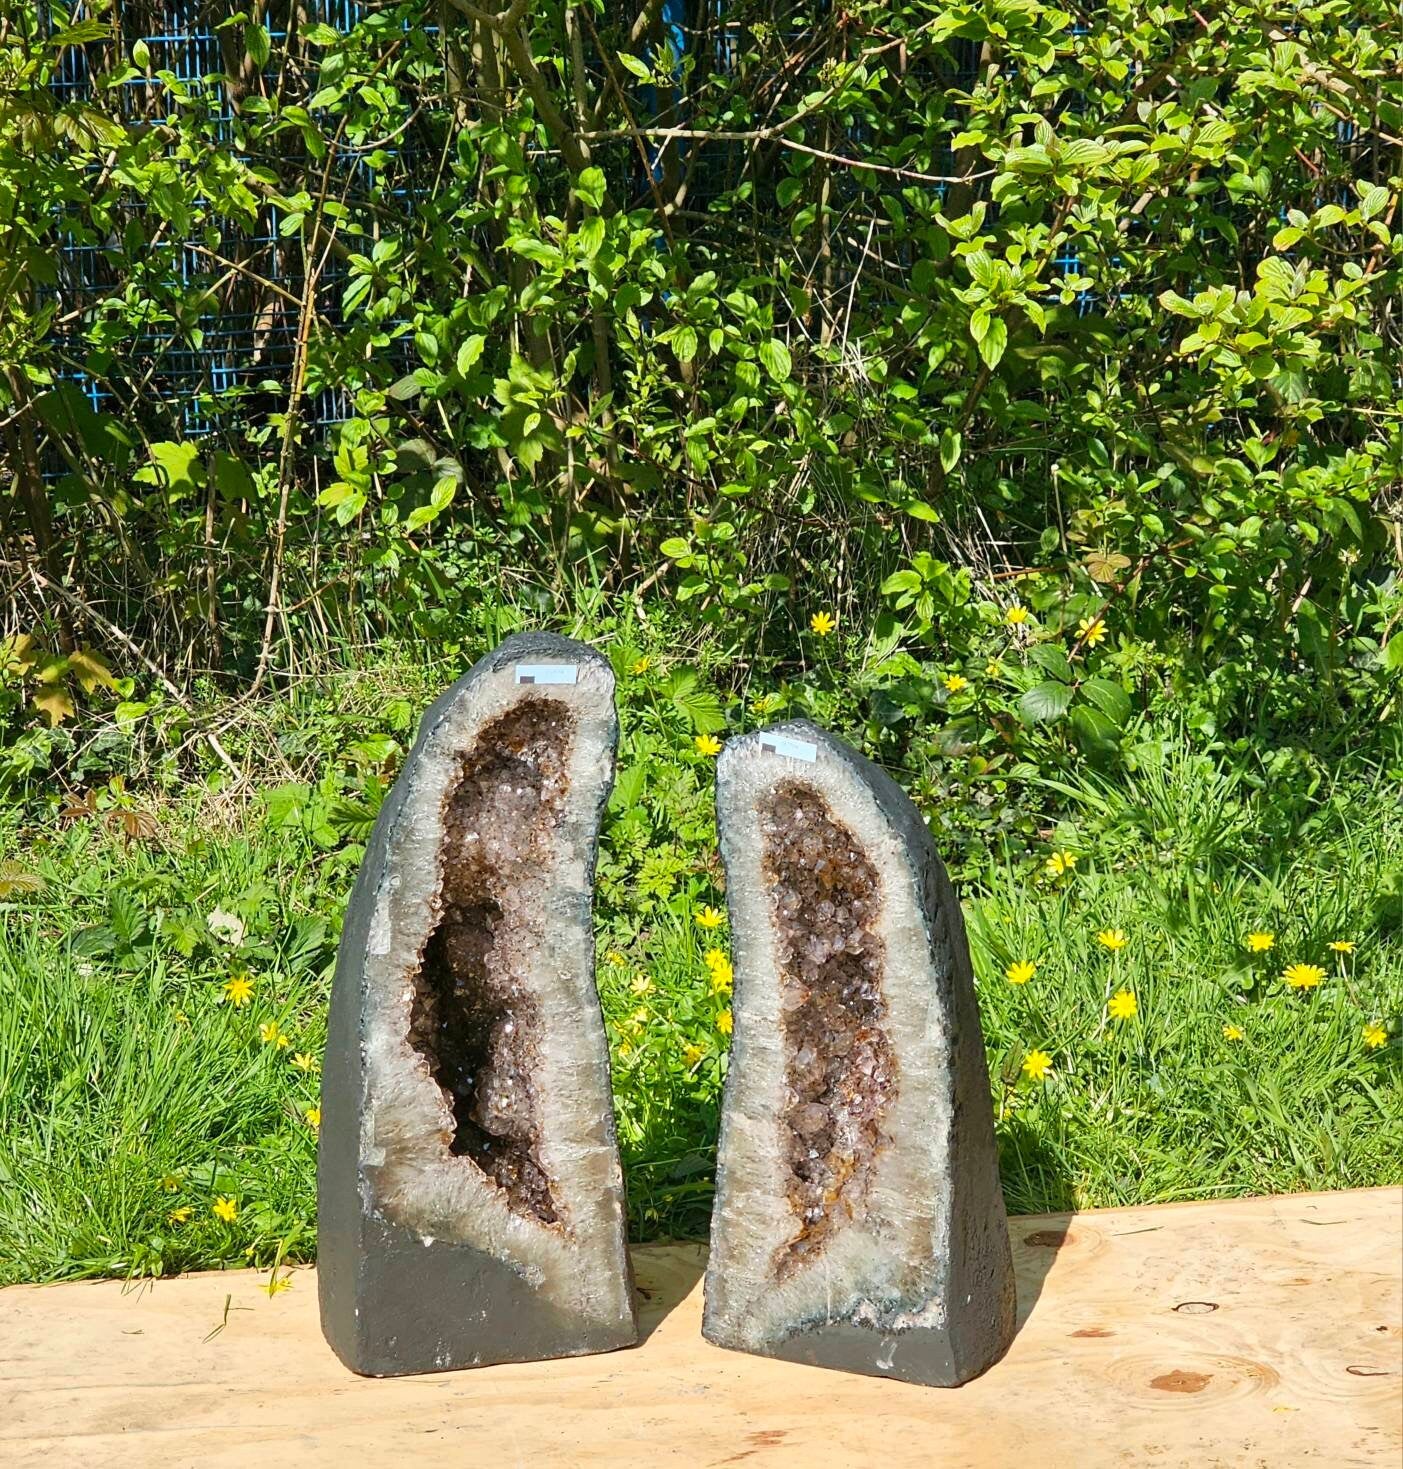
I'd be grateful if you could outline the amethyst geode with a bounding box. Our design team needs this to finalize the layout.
[703,720,1015,1386]
[318,633,637,1376]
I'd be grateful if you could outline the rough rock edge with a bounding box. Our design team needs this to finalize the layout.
[702,719,1015,1387]
[318,632,637,1376]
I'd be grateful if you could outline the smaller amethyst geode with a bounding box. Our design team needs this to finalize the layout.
[703,720,1015,1386]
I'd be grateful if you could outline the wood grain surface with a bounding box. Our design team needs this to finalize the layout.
[2,1188,1399,1467]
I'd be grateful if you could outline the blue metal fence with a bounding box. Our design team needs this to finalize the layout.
[51,4,1316,437]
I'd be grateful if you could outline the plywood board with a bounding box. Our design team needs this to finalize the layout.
[2,1188,1399,1467]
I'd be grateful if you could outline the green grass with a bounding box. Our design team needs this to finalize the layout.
[612,746,1403,1233]
[1,630,1400,1282]
[1,713,1398,1287]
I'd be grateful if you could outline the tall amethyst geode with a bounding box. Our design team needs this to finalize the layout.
[703,720,1015,1387]
[318,633,637,1376]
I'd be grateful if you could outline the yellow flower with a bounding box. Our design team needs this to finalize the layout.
[258,1020,289,1048]
[222,974,254,1007]
[1097,929,1128,951]
[605,950,627,967]
[630,973,653,995]
[985,659,1003,678]
[265,1274,293,1297]
[1005,605,1029,625]
[696,905,726,929]
[1246,931,1275,953]
[943,673,969,694]
[292,1052,317,1072]
[1328,940,1356,954]
[682,1042,705,1066]
[695,733,722,756]
[1045,850,1079,878]
[304,1106,321,1129]
[1005,959,1037,986]
[630,656,651,676]
[810,611,836,636]
[630,1007,649,1025]
[1107,988,1138,1021]
[618,1040,634,1058]
[168,1206,193,1225]
[159,1174,181,1193]
[716,1008,734,1036]
[1222,1022,1245,1042]
[212,1197,238,1223]
[706,950,734,993]
[1077,616,1107,646]
[1362,1021,1387,1050]
[1282,963,1325,990]
[1021,1049,1053,1082]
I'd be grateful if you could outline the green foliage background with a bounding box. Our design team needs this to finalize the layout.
[4,0,1401,747]
[1,2,1401,1279]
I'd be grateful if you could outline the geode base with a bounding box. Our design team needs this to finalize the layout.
[702,720,1015,1387]
[318,633,637,1376]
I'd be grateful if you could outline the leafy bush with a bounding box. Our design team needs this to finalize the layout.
[2,0,1398,781]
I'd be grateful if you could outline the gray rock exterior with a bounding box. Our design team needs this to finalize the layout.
[318,632,637,1376]
[703,719,1015,1386]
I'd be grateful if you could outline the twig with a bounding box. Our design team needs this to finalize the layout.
[577,121,993,186]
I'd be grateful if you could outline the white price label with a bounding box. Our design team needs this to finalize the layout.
[514,664,579,686]
[759,733,818,762]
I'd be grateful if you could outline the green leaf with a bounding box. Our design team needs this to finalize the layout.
[1359,184,1389,221]
[1058,139,1111,168]
[1383,633,1403,672]
[1080,676,1131,727]
[965,250,996,289]
[576,215,605,261]
[506,236,562,266]
[659,537,693,560]
[880,570,921,595]
[939,429,962,473]
[140,442,204,496]
[211,451,254,501]
[575,166,607,210]
[1026,644,1072,682]
[1018,681,1073,723]
[617,52,651,81]
[455,335,486,375]
[663,667,724,733]
[244,22,270,68]
[975,316,1007,369]
[1070,703,1121,754]
[758,338,792,382]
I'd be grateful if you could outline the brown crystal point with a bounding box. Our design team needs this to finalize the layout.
[318,633,637,1376]
[703,720,1015,1386]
